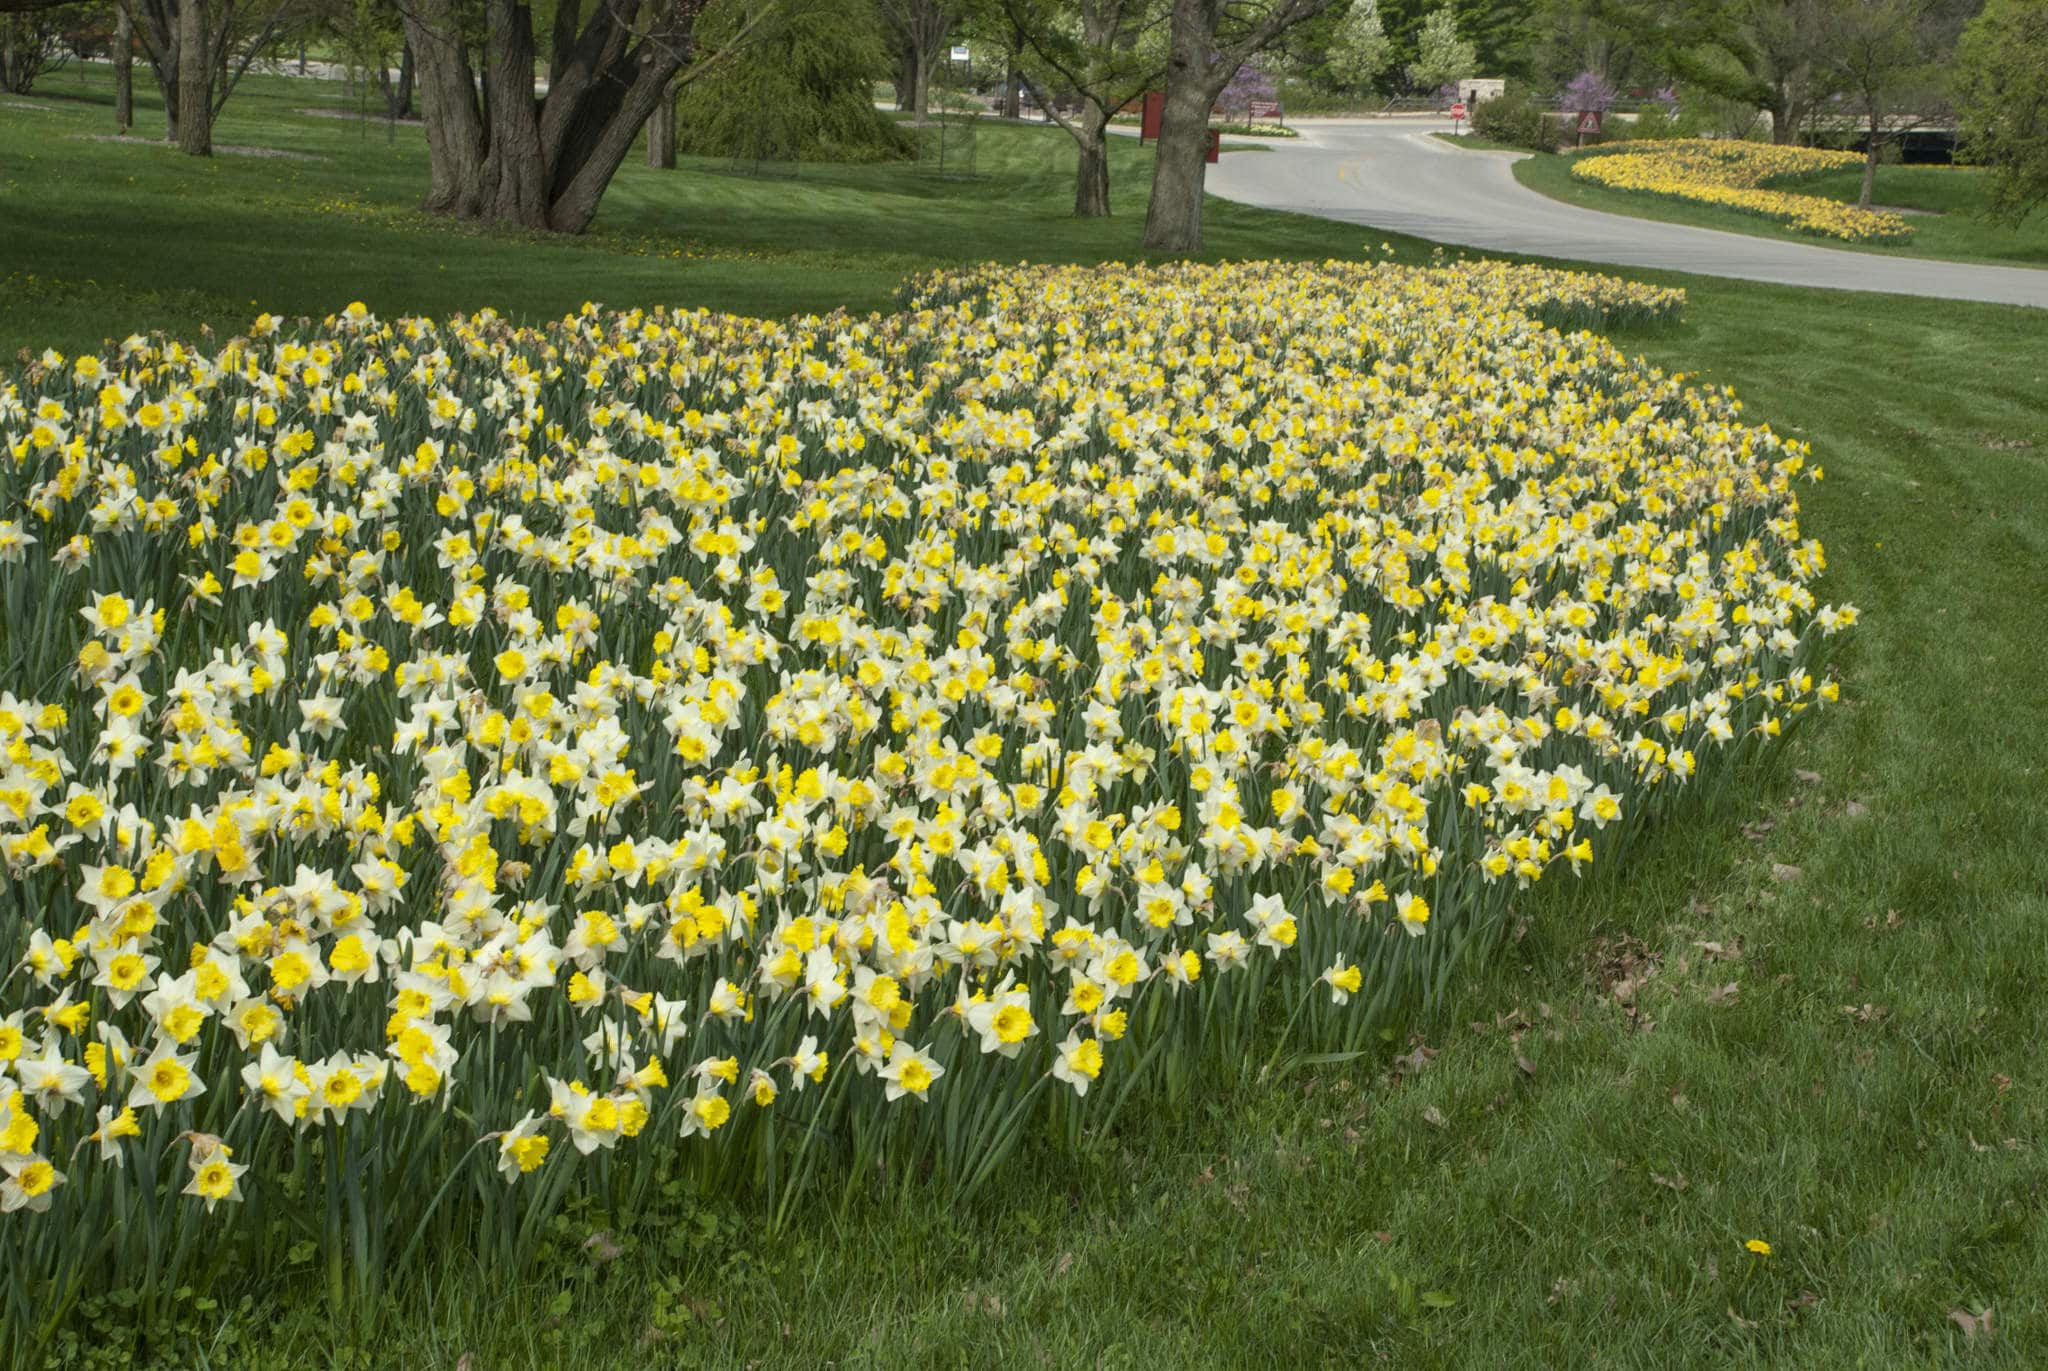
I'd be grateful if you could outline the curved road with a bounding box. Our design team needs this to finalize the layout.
[1206,119,2048,309]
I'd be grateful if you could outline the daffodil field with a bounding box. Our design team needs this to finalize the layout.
[0,258,1853,1341]
[1570,139,1913,244]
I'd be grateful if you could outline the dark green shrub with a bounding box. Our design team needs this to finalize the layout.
[1627,105,1683,140]
[1469,93,1550,152]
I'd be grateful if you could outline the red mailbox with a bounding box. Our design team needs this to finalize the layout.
[1140,91,1164,143]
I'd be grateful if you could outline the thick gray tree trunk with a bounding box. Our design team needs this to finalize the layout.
[1075,100,1110,216]
[477,0,547,226]
[1860,112,1880,209]
[913,50,932,119]
[1142,69,1212,251]
[647,85,676,168]
[1767,92,1809,145]
[404,0,703,234]
[406,0,485,216]
[114,8,133,130]
[1141,0,1338,253]
[176,0,210,155]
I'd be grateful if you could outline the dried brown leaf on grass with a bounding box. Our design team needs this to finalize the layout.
[1948,1305,1994,1341]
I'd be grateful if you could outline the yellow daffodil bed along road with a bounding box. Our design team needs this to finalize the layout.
[0,259,1854,1327]
[1569,140,1914,245]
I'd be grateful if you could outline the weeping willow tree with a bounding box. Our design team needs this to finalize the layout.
[673,0,912,165]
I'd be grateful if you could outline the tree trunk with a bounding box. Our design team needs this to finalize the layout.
[476,0,547,227]
[646,83,675,168]
[1766,91,1792,144]
[1075,99,1110,216]
[1000,61,1019,120]
[913,48,932,120]
[1860,112,1879,209]
[155,48,178,139]
[896,47,914,110]
[114,7,133,130]
[392,40,414,119]
[1771,90,1812,146]
[403,0,487,216]
[1141,71,1213,252]
[176,0,210,155]
[542,54,682,232]
[406,0,701,234]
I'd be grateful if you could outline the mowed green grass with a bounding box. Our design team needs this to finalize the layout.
[6,66,2048,1371]
[1512,147,2048,268]
[1,70,1325,356]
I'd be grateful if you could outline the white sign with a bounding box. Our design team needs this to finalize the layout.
[950,46,971,62]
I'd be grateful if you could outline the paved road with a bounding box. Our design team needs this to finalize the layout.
[1206,119,2048,310]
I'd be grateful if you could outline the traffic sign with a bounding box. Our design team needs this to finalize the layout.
[1449,102,1467,120]
[1577,110,1603,134]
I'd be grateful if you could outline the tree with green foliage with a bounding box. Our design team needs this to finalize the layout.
[1659,0,1840,144]
[0,2,82,94]
[1141,0,1339,253]
[1953,0,2048,223]
[401,0,780,232]
[114,0,298,152]
[1376,0,1533,83]
[878,0,963,120]
[1523,0,1673,92]
[675,0,910,165]
[1406,3,1473,92]
[1003,0,1167,217]
[1325,0,1391,92]
[1818,0,1945,210]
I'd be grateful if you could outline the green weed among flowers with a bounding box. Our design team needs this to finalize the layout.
[0,258,1847,1353]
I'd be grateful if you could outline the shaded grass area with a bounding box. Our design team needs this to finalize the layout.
[7,65,2048,1371]
[1431,131,1532,155]
[2,72,1331,357]
[1512,149,2048,268]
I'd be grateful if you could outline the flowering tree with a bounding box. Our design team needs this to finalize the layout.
[1405,4,1473,94]
[1563,68,1617,113]
[1217,54,1275,121]
[1325,0,1389,93]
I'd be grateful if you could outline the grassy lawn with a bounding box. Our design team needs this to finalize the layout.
[1,71,1307,357]
[1512,149,2048,268]
[7,64,2048,1371]
[1431,131,1531,154]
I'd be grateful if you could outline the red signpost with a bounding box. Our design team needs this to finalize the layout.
[1449,101,1467,135]
[1205,128,1221,163]
[1576,109,1603,146]
[1140,90,1164,143]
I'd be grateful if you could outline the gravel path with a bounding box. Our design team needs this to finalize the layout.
[1205,118,2048,310]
